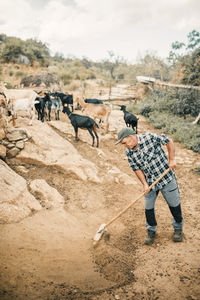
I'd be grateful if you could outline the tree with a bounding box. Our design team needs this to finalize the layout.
[0,34,50,66]
[24,39,50,66]
[168,30,200,86]
[187,30,200,50]
[135,51,170,81]
[180,47,200,85]
[1,37,24,63]
[168,29,200,64]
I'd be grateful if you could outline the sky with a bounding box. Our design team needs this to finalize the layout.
[0,0,199,63]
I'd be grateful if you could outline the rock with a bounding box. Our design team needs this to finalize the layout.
[6,128,31,142]
[0,160,41,223]
[2,140,9,146]
[81,202,87,209]
[0,145,6,158]
[7,143,15,149]
[6,147,20,158]
[15,140,24,150]
[29,179,65,209]
[15,165,29,174]
[114,177,120,183]
[17,123,101,183]
[17,54,30,65]
[0,118,7,129]
[0,128,6,140]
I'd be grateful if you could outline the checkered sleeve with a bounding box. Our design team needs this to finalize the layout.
[126,149,139,171]
[150,133,170,146]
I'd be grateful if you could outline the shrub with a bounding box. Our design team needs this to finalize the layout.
[131,88,200,154]
[148,111,200,153]
[139,104,153,117]
[59,72,73,85]
[15,71,27,79]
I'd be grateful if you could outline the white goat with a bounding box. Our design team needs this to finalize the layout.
[0,85,38,126]
[76,97,111,133]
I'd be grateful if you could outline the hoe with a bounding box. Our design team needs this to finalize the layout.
[93,168,170,245]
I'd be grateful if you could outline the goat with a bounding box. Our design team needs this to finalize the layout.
[84,98,103,104]
[0,85,38,125]
[35,92,51,122]
[62,105,99,147]
[76,97,111,133]
[120,105,139,133]
[49,94,61,120]
[52,92,74,112]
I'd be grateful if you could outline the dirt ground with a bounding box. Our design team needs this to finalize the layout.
[0,110,200,300]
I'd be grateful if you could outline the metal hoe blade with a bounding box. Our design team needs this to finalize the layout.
[93,223,106,241]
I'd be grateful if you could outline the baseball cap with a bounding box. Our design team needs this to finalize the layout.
[115,127,136,145]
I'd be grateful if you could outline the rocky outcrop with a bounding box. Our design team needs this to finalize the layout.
[0,159,42,223]
[16,121,101,183]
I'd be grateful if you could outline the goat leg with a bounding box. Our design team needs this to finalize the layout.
[95,132,99,147]
[74,127,79,141]
[41,107,45,122]
[88,128,95,147]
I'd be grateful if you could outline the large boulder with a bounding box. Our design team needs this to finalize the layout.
[0,160,42,223]
[16,121,101,183]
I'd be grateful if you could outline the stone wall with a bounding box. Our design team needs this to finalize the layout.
[0,127,32,159]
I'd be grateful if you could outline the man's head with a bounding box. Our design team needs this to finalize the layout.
[115,127,137,149]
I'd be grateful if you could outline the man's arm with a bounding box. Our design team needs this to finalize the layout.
[166,139,176,170]
[134,169,150,194]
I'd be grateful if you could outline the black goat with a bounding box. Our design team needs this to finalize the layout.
[84,98,103,104]
[63,106,99,147]
[120,105,139,133]
[35,92,51,122]
[52,92,74,111]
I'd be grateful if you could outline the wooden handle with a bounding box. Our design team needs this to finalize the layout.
[105,168,170,228]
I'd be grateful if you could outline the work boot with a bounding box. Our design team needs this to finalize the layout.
[173,229,183,242]
[144,230,156,245]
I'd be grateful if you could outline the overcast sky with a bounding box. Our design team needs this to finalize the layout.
[0,0,199,63]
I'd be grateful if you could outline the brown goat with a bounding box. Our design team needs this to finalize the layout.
[76,97,111,133]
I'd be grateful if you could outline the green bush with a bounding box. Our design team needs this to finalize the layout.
[131,88,200,153]
[139,104,153,117]
[147,111,200,153]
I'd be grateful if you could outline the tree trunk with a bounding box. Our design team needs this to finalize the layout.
[192,112,200,125]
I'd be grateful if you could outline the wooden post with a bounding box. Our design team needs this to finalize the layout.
[81,80,85,100]
[109,82,112,100]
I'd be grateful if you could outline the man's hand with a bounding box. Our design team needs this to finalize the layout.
[169,159,176,170]
[143,183,150,195]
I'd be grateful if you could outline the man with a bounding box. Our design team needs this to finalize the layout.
[115,127,183,245]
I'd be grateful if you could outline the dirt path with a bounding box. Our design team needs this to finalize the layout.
[0,110,200,300]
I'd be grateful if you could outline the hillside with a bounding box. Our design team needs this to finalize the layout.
[0,108,200,299]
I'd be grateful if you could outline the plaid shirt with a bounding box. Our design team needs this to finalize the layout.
[126,132,174,189]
